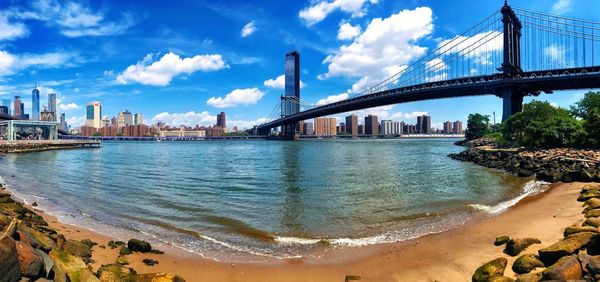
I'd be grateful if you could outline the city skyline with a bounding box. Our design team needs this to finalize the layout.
[0,1,598,131]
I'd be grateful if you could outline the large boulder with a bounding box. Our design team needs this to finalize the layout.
[585,217,600,228]
[487,277,514,282]
[0,219,21,282]
[538,232,595,265]
[579,189,600,202]
[583,184,600,192]
[512,254,545,274]
[515,272,542,282]
[564,226,599,237]
[49,248,88,282]
[542,255,583,280]
[127,239,151,253]
[505,238,541,256]
[494,236,510,246]
[66,268,100,282]
[15,240,43,278]
[97,263,137,282]
[587,255,600,278]
[64,239,92,263]
[136,273,186,282]
[472,257,508,282]
[17,224,56,252]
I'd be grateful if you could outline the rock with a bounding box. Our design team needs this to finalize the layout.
[488,277,515,282]
[494,236,510,246]
[17,224,56,252]
[127,239,151,253]
[579,189,600,202]
[578,171,595,182]
[583,184,600,192]
[49,248,88,282]
[66,268,100,282]
[143,258,159,266]
[538,232,595,265]
[97,264,137,282]
[512,254,545,274]
[80,239,96,249]
[505,238,541,256]
[564,226,599,237]
[515,272,542,282]
[116,255,129,265]
[577,253,592,274]
[136,273,186,282]
[536,169,560,183]
[150,249,164,254]
[542,255,583,280]
[472,257,508,282]
[587,209,600,218]
[31,202,38,207]
[587,255,600,276]
[119,246,132,255]
[517,170,534,177]
[0,219,21,282]
[34,249,53,279]
[585,198,600,209]
[64,239,92,263]
[15,240,43,278]
[585,217,600,228]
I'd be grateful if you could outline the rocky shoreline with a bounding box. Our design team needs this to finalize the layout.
[0,184,185,282]
[472,183,600,281]
[449,141,600,183]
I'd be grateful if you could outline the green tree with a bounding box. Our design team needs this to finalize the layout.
[465,113,490,140]
[583,108,600,147]
[570,91,600,118]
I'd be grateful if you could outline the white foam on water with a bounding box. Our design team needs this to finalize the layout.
[470,180,550,214]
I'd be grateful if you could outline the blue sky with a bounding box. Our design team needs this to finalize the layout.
[0,0,598,129]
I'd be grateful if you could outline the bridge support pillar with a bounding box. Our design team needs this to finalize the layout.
[501,88,524,121]
[281,123,300,140]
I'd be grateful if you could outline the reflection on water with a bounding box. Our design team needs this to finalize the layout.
[0,139,531,260]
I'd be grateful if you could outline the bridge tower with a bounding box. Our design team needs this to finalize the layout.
[499,1,524,121]
[280,51,301,140]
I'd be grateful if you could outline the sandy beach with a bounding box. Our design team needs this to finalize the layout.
[22,181,584,282]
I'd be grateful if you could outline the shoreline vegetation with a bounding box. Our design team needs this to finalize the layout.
[0,140,100,154]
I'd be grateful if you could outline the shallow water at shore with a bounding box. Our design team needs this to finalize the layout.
[0,139,536,261]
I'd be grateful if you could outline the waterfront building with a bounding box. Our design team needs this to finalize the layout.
[159,126,206,138]
[48,93,57,121]
[59,113,68,131]
[100,125,119,136]
[453,121,464,134]
[443,121,453,134]
[1,99,11,115]
[122,124,149,137]
[117,110,132,128]
[416,116,423,133]
[365,115,378,136]
[80,125,98,136]
[0,120,58,140]
[314,117,336,136]
[134,113,144,125]
[216,112,226,128]
[111,116,117,127]
[381,120,400,136]
[345,114,358,137]
[13,96,21,118]
[417,115,431,134]
[32,85,40,120]
[358,124,364,135]
[302,122,313,135]
[86,102,102,128]
[339,122,346,134]
[0,106,8,114]
[101,117,110,128]
[20,103,25,119]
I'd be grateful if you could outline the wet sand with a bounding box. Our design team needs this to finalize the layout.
[28,182,584,282]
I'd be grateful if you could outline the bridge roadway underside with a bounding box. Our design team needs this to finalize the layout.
[257,67,600,133]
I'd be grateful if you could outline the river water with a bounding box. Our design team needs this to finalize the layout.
[0,139,540,261]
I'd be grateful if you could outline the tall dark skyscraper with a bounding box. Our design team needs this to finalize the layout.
[281,51,300,137]
[48,93,57,121]
[217,112,226,128]
[365,114,379,136]
[417,116,423,134]
[13,96,21,118]
[32,84,40,120]
[345,114,358,137]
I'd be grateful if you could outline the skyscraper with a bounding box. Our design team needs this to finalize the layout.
[32,85,40,120]
[345,114,358,137]
[60,113,68,131]
[13,96,21,118]
[417,116,423,134]
[281,51,300,137]
[1,99,11,115]
[314,117,336,136]
[422,115,431,134]
[86,101,102,128]
[134,113,144,125]
[216,112,226,128]
[117,110,132,128]
[48,93,57,121]
[381,120,400,135]
[453,120,463,134]
[443,121,453,134]
[365,115,379,136]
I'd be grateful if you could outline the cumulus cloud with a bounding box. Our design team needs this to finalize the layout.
[228,117,271,130]
[150,111,216,127]
[337,22,361,40]
[314,93,349,106]
[0,15,29,41]
[552,0,572,14]
[67,115,86,127]
[544,44,566,61]
[241,21,257,37]
[206,88,265,108]
[437,31,502,66]
[263,74,306,89]
[0,50,79,76]
[299,0,378,25]
[116,52,228,86]
[321,7,434,93]
[58,102,80,110]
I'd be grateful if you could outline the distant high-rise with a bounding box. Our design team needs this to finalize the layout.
[32,85,40,120]
[345,114,358,137]
[381,120,400,135]
[60,113,68,131]
[421,115,431,134]
[1,99,11,115]
[20,102,25,119]
[417,116,423,134]
[216,112,226,128]
[365,115,379,136]
[453,120,463,134]
[302,122,314,135]
[111,116,117,127]
[13,96,21,118]
[443,121,453,134]
[48,93,57,121]
[134,113,144,125]
[117,110,132,128]
[86,101,102,128]
[314,117,336,136]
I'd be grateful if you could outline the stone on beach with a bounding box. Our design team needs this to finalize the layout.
[512,254,545,274]
[64,239,93,263]
[586,198,600,209]
[17,224,56,252]
[587,255,600,279]
[136,272,186,282]
[542,255,583,280]
[15,240,43,278]
[472,257,508,282]
[515,272,542,282]
[564,226,599,237]
[579,189,600,202]
[127,239,151,253]
[49,248,88,282]
[119,246,133,255]
[586,208,600,218]
[0,219,21,282]
[494,236,510,246]
[504,238,541,256]
[66,268,101,282]
[538,232,595,265]
[97,263,137,282]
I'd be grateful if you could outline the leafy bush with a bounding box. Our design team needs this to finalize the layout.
[571,91,600,118]
[583,108,600,147]
[465,113,490,140]
[483,132,505,145]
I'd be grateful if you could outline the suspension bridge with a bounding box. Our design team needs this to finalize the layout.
[253,2,600,138]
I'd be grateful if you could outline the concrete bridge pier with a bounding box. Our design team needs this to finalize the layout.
[501,87,524,121]
[281,123,300,140]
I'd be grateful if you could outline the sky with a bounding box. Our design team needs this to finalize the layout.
[0,0,599,130]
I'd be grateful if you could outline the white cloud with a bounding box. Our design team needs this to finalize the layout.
[229,118,271,130]
[314,93,349,106]
[206,88,265,108]
[552,0,572,14]
[241,21,257,37]
[0,50,79,76]
[0,14,29,41]
[150,111,216,127]
[436,31,502,66]
[263,74,306,89]
[67,115,86,127]
[58,102,80,110]
[337,22,361,40]
[299,0,378,26]
[116,52,228,86]
[425,58,447,71]
[402,111,428,119]
[544,44,566,61]
[321,7,434,93]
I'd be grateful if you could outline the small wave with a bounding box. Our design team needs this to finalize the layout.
[470,180,549,214]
